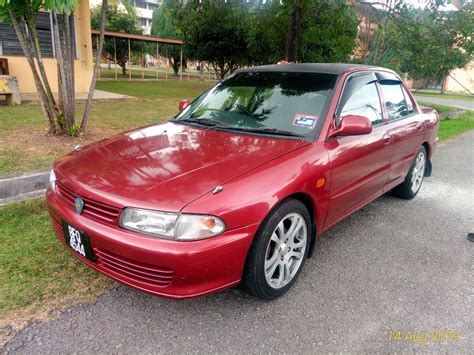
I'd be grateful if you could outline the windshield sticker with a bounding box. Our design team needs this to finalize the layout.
[292,114,318,129]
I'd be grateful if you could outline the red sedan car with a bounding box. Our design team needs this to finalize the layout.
[47,64,439,300]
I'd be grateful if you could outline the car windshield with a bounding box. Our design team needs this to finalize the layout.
[175,71,337,138]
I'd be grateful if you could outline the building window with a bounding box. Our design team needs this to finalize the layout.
[135,1,148,9]
[0,12,76,58]
[0,23,23,56]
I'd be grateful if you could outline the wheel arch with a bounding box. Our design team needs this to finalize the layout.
[286,193,318,258]
[252,192,318,259]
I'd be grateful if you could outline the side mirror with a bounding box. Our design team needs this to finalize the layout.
[178,99,190,112]
[329,115,372,138]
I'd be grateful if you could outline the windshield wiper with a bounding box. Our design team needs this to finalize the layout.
[176,117,229,128]
[226,127,305,138]
[177,117,305,138]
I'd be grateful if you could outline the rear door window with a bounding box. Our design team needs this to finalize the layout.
[380,80,416,121]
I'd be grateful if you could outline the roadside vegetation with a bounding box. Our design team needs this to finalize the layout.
[0,199,110,326]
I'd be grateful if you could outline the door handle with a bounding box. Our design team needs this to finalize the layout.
[383,133,392,145]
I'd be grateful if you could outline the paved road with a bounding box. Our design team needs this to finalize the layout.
[3,132,473,353]
[415,95,473,110]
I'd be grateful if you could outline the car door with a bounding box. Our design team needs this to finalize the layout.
[324,73,393,229]
[378,78,425,189]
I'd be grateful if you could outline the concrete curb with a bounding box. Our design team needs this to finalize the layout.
[0,169,50,206]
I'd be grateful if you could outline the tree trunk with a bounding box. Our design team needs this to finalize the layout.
[212,62,228,80]
[171,57,179,76]
[441,75,448,94]
[24,13,59,123]
[7,6,61,133]
[51,10,73,131]
[63,13,75,128]
[285,0,304,62]
[81,0,108,131]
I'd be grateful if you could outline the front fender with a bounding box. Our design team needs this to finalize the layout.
[181,143,331,236]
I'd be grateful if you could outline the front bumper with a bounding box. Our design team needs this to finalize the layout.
[46,188,258,299]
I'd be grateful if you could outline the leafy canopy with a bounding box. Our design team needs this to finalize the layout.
[361,1,473,80]
[178,0,358,78]
[150,0,184,75]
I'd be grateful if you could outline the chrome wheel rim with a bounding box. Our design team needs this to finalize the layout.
[264,213,307,289]
[411,151,426,193]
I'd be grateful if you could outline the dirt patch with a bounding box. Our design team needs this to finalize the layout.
[0,126,118,175]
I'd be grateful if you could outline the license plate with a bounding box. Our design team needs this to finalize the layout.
[62,222,95,262]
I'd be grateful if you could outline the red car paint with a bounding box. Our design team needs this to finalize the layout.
[46,64,439,299]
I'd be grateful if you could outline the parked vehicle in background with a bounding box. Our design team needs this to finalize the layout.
[46,64,439,300]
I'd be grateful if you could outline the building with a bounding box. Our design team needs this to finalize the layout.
[134,0,162,35]
[0,0,93,94]
[90,0,162,35]
[445,63,473,93]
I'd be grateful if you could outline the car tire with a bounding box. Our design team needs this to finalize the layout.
[243,199,310,300]
[392,146,427,200]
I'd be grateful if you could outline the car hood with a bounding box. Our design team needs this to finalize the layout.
[54,122,309,211]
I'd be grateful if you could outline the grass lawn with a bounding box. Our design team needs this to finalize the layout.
[418,101,474,141]
[0,199,110,326]
[0,80,212,175]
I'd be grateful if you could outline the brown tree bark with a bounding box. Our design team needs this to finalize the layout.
[63,13,75,128]
[51,10,72,130]
[7,6,61,134]
[24,12,59,123]
[284,0,304,62]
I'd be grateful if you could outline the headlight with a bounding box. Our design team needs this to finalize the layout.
[119,208,225,241]
[49,169,56,191]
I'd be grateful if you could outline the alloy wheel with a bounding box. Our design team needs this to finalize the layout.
[411,150,426,193]
[264,213,307,289]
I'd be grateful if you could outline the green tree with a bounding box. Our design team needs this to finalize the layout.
[181,0,251,79]
[91,3,143,76]
[150,0,183,76]
[248,0,358,64]
[0,0,79,134]
[359,1,474,93]
[247,0,288,65]
[298,0,359,62]
[0,0,132,134]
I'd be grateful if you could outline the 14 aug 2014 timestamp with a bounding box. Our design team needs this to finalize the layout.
[388,330,461,345]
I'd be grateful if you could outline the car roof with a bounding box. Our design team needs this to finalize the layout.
[237,63,391,75]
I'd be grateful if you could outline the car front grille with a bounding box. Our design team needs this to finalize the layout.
[94,247,174,287]
[56,182,121,225]
[50,213,173,287]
